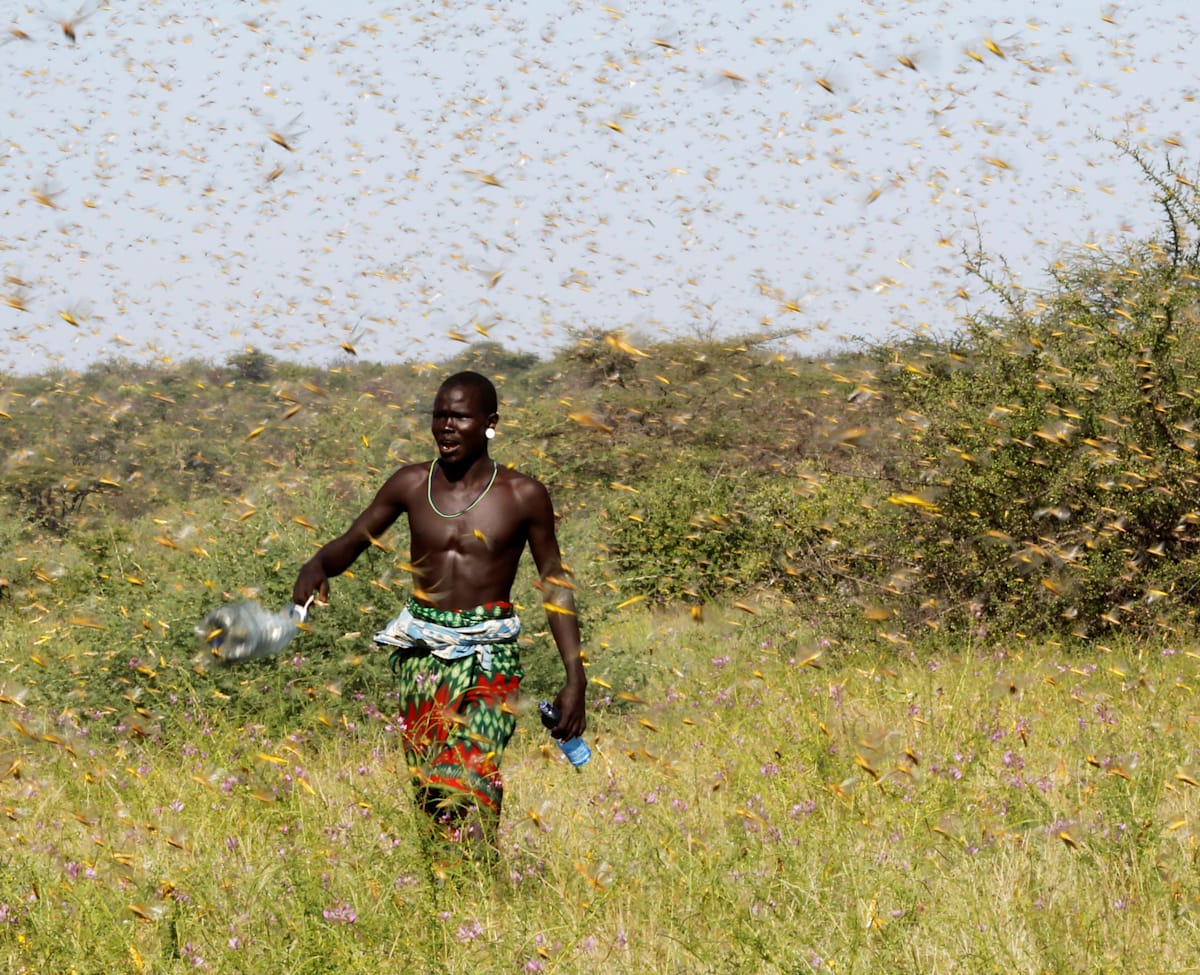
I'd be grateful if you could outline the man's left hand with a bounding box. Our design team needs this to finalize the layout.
[552,680,587,740]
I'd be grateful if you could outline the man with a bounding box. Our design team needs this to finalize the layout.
[292,371,586,853]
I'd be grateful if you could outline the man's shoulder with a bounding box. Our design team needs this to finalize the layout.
[496,463,544,487]
[380,460,431,495]
[388,460,431,479]
[496,464,551,500]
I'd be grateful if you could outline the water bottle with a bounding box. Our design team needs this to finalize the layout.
[198,597,312,662]
[538,701,591,767]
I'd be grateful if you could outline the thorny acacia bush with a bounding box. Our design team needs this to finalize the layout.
[873,148,1200,639]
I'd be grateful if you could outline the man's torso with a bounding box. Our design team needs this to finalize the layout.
[397,461,534,609]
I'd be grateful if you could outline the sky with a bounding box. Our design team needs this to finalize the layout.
[2,0,1199,375]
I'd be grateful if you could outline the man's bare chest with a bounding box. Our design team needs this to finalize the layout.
[408,490,526,557]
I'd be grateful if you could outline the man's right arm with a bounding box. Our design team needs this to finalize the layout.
[292,468,413,605]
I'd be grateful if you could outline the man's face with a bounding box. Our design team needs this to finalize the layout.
[431,383,495,463]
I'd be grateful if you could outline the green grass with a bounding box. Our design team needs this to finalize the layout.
[4,604,1200,974]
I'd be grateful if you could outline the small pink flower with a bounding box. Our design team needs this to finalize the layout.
[322,902,357,925]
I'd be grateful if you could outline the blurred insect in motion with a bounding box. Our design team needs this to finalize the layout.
[3,276,32,311]
[59,299,93,327]
[31,182,65,209]
[56,4,96,44]
[267,113,306,152]
[339,322,366,356]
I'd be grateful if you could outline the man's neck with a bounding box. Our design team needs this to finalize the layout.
[436,453,492,482]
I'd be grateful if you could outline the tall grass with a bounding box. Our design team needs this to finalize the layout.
[4,603,1200,973]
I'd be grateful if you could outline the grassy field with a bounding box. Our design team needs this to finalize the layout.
[4,599,1200,974]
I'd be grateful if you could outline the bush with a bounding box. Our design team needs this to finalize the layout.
[874,146,1200,637]
[598,462,883,607]
[228,347,274,383]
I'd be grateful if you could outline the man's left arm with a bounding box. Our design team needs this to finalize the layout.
[525,479,587,740]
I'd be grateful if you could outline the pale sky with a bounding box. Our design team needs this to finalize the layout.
[2,0,1198,375]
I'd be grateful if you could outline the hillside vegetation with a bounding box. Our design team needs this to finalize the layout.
[8,148,1200,697]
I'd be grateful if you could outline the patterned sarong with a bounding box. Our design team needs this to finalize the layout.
[375,599,523,828]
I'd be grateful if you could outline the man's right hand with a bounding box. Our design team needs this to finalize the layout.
[292,561,330,608]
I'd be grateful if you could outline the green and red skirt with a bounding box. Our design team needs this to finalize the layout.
[384,601,523,825]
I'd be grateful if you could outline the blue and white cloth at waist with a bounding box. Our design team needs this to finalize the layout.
[373,606,521,674]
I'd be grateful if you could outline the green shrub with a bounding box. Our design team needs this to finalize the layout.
[874,146,1200,637]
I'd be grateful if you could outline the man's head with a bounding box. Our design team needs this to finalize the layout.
[440,371,498,415]
[431,372,499,465]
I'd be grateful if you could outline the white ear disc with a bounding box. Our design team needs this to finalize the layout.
[485,428,496,440]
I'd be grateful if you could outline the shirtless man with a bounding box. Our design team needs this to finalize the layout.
[292,371,586,851]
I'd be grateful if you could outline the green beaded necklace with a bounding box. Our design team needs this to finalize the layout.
[427,459,498,518]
